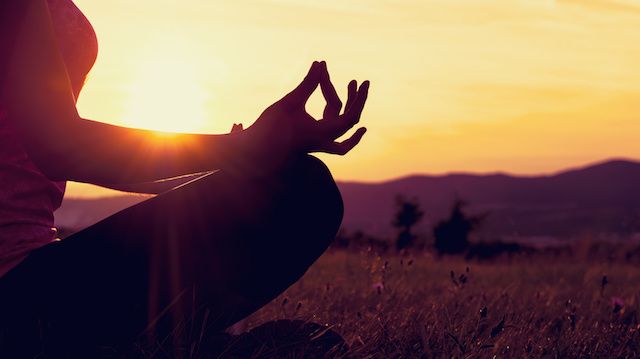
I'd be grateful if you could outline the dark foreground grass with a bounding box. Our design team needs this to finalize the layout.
[235,250,640,358]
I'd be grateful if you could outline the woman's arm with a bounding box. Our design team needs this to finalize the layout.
[1,0,369,186]
[98,123,241,193]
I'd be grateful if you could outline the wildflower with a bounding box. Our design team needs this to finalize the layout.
[568,313,576,330]
[612,297,624,314]
[450,270,458,286]
[480,306,488,318]
[372,281,385,294]
[459,273,468,285]
[601,275,608,295]
[491,317,505,338]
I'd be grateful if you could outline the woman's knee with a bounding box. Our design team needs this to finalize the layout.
[233,156,343,306]
[181,156,344,327]
[281,155,344,241]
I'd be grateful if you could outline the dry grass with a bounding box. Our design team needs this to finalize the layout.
[242,250,640,358]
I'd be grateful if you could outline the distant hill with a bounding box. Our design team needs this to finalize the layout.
[340,159,640,241]
[55,159,640,241]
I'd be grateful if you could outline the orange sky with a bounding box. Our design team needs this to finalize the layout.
[68,0,640,197]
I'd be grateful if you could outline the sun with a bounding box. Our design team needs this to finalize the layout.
[121,41,213,134]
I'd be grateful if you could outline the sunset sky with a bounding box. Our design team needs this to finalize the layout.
[69,0,640,196]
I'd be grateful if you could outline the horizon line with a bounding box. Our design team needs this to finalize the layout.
[336,156,640,185]
[63,156,640,200]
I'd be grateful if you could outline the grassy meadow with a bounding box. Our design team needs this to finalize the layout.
[231,246,640,358]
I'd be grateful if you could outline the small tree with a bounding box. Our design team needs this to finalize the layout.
[433,200,482,255]
[392,195,424,250]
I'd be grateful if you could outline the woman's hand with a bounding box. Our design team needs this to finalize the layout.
[245,61,369,163]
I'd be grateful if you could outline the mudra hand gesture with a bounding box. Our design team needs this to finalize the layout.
[245,61,369,163]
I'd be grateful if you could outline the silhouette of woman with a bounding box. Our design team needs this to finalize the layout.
[0,0,368,356]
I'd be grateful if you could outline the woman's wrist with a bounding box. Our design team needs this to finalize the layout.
[235,125,292,177]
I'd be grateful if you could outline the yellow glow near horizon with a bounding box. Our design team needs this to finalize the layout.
[70,0,640,195]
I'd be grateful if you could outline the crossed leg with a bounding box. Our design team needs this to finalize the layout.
[0,155,343,357]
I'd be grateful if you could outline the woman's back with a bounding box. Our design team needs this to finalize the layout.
[0,0,97,276]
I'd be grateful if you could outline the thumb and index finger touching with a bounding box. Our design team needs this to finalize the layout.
[284,60,370,154]
[284,60,352,111]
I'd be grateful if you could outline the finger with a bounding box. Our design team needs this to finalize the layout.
[344,80,357,114]
[318,127,367,155]
[344,80,369,126]
[319,62,342,120]
[283,61,321,106]
[232,123,243,132]
[321,80,370,139]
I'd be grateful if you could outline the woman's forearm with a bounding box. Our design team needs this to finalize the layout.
[54,118,254,184]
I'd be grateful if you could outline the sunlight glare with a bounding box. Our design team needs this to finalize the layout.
[122,39,215,134]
